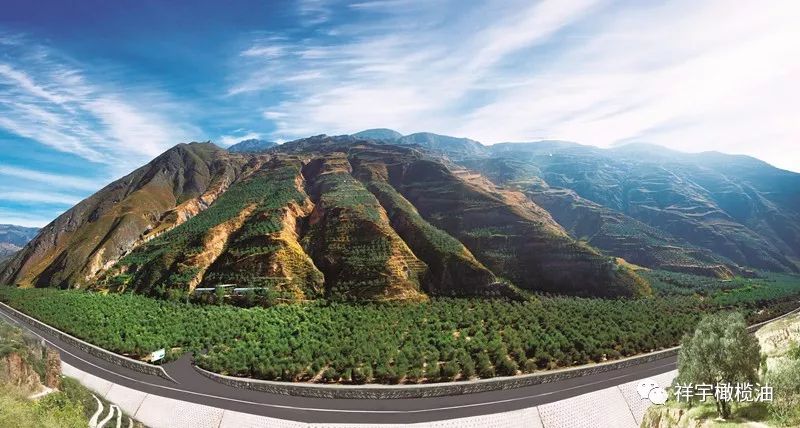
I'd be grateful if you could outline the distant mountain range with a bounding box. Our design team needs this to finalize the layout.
[1,131,797,300]
[0,225,39,264]
[227,138,277,153]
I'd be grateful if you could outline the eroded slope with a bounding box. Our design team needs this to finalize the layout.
[461,157,737,278]
[0,143,243,288]
[113,158,323,299]
[301,154,427,301]
[346,145,649,297]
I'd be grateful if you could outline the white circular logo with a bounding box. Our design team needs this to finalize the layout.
[636,378,658,399]
[648,387,668,405]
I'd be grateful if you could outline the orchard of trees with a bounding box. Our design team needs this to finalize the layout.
[0,286,718,384]
[2,270,799,385]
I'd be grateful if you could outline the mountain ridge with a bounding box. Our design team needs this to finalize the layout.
[2,131,797,299]
[0,225,39,264]
[227,138,278,153]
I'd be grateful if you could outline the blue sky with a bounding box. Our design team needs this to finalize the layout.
[1,0,799,227]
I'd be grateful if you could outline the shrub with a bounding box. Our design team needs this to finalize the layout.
[476,352,495,378]
[765,359,800,426]
[460,355,476,379]
[496,357,518,376]
[321,367,338,383]
[440,360,460,381]
[351,366,372,384]
[2,283,799,386]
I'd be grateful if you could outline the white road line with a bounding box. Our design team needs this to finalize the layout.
[0,306,675,415]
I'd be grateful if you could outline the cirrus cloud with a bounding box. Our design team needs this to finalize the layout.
[231,0,800,172]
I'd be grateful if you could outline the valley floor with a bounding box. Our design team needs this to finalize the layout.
[1,271,799,386]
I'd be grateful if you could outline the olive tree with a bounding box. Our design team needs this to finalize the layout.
[675,312,761,419]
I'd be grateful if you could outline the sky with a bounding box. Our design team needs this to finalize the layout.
[1,0,799,227]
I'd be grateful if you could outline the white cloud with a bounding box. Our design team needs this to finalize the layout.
[84,97,184,159]
[231,0,600,140]
[0,63,68,104]
[0,37,201,226]
[298,0,333,26]
[0,213,57,228]
[241,45,285,58]
[0,191,81,206]
[230,0,800,171]
[0,40,200,173]
[456,0,800,169]
[0,166,103,192]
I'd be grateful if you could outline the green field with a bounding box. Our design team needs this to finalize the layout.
[1,271,799,384]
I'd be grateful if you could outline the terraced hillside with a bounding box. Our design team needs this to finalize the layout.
[347,146,647,297]
[0,136,650,300]
[474,142,800,274]
[460,157,736,278]
[2,131,797,301]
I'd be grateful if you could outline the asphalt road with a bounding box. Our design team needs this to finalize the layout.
[0,304,675,424]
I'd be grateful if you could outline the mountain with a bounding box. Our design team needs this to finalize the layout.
[478,142,800,273]
[2,132,797,300]
[350,130,489,159]
[396,132,489,159]
[0,136,647,300]
[227,138,278,153]
[0,143,248,288]
[460,158,736,278]
[351,128,403,141]
[0,225,39,264]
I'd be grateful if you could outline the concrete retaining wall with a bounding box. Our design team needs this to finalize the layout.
[746,306,800,332]
[0,302,175,382]
[193,347,679,399]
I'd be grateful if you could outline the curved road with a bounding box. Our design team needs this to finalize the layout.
[0,304,675,424]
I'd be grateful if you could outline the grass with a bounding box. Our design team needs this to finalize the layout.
[0,384,86,428]
[644,393,780,427]
[0,320,144,427]
[0,378,145,428]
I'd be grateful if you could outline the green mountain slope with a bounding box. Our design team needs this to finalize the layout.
[460,157,737,277]
[483,142,800,273]
[0,136,650,300]
[3,132,796,300]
